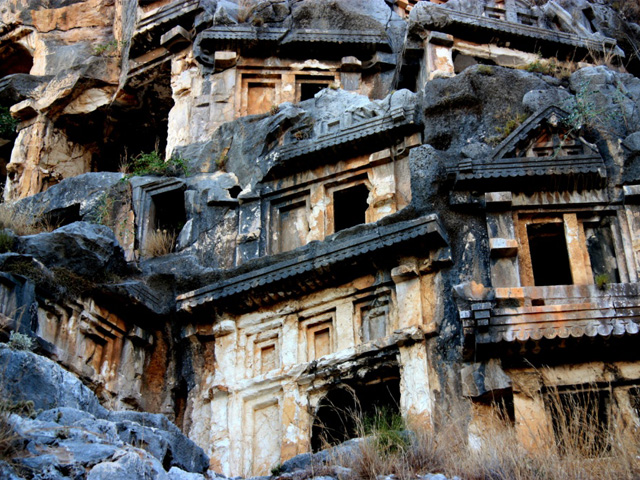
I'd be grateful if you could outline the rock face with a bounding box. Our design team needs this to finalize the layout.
[0,0,640,478]
[0,345,208,479]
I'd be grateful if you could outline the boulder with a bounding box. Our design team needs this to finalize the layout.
[87,450,169,480]
[18,222,128,277]
[0,345,108,417]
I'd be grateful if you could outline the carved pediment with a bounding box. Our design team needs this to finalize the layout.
[492,106,597,160]
[454,106,606,192]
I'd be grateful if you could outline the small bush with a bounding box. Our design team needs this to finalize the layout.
[0,106,17,138]
[51,266,96,298]
[7,331,34,351]
[126,151,189,178]
[595,273,610,290]
[143,229,176,258]
[0,229,14,253]
[477,64,495,76]
[0,400,36,419]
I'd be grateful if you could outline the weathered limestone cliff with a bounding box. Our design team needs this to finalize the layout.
[1,0,640,478]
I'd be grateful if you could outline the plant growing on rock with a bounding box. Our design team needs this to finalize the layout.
[0,106,18,138]
[0,229,14,253]
[127,151,189,178]
[143,229,176,258]
[0,413,25,464]
[7,331,34,351]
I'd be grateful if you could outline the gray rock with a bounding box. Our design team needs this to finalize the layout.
[522,88,573,113]
[168,467,207,480]
[56,440,119,465]
[36,407,96,425]
[0,460,25,480]
[18,222,127,277]
[461,359,512,398]
[4,172,124,225]
[624,131,640,154]
[109,411,209,474]
[280,451,312,473]
[87,449,169,480]
[114,420,171,467]
[168,467,208,480]
[0,346,108,418]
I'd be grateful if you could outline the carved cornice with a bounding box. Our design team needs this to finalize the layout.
[194,26,390,68]
[131,0,202,58]
[410,4,622,57]
[455,154,607,191]
[461,283,640,345]
[265,103,419,178]
[177,214,448,312]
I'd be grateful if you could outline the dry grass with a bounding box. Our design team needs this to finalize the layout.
[0,413,24,463]
[329,392,640,480]
[142,229,176,258]
[0,207,59,236]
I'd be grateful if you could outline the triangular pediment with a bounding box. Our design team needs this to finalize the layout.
[492,105,599,161]
[453,105,606,192]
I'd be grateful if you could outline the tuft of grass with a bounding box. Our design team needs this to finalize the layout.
[595,273,610,290]
[143,229,176,258]
[523,56,577,80]
[51,267,96,298]
[487,108,528,146]
[477,64,495,76]
[0,208,60,236]
[0,413,25,463]
[0,400,36,419]
[90,193,114,226]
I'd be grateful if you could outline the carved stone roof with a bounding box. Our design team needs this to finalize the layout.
[282,29,389,46]
[131,0,202,58]
[194,26,390,68]
[452,106,607,191]
[409,3,621,58]
[266,102,419,177]
[177,214,448,312]
[461,283,640,344]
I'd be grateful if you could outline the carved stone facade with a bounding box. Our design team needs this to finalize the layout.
[1,0,640,477]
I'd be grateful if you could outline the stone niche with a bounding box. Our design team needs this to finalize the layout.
[132,177,186,258]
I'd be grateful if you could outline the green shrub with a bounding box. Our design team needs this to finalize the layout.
[0,106,17,138]
[7,331,34,351]
[127,151,189,177]
[363,407,409,456]
[0,230,14,253]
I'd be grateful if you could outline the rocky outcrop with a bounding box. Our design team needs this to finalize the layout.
[0,345,208,479]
